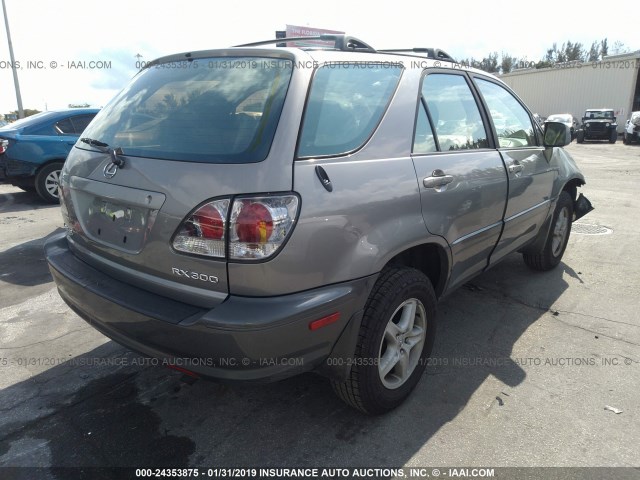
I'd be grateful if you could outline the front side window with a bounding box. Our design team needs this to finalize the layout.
[421,74,489,151]
[297,63,403,158]
[475,78,536,148]
[79,58,293,163]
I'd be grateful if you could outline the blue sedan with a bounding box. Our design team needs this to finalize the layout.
[0,108,99,202]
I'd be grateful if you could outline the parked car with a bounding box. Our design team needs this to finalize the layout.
[546,113,578,140]
[45,35,592,414]
[0,108,99,202]
[576,108,617,144]
[623,111,640,144]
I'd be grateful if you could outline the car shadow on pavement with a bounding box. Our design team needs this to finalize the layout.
[0,254,571,472]
[0,190,58,214]
[0,229,64,288]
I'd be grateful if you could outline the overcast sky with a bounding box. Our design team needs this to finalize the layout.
[1,0,638,113]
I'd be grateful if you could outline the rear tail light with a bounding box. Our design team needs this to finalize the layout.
[0,139,8,154]
[229,195,299,260]
[173,199,230,258]
[59,183,84,236]
[172,195,299,261]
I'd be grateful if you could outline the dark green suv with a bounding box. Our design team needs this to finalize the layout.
[576,109,618,143]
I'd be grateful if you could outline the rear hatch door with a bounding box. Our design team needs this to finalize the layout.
[61,51,304,308]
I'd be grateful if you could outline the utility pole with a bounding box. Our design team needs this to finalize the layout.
[2,0,24,119]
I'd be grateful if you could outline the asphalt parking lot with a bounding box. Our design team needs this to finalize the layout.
[1,141,639,475]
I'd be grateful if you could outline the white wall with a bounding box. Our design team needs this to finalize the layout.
[501,53,639,132]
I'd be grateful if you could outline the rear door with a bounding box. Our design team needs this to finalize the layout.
[411,72,508,290]
[472,76,556,265]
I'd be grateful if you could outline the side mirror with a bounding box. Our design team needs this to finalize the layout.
[544,121,571,147]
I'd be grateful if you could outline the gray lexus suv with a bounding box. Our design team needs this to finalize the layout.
[45,35,592,414]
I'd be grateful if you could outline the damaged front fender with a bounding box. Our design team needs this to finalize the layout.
[573,193,594,221]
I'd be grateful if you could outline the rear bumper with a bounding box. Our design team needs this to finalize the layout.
[45,233,373,382]
[0,157,35,183]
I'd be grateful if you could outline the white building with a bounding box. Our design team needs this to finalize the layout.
[501,51,640,133]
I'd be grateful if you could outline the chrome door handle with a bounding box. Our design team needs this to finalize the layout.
[423,170,454,188]
[508,164,523,174]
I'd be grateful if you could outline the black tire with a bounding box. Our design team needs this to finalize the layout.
[331,267,437,415]
[609,130,617,144]
[623,132,629,145]
[35,162,63,203]
[523,191,573,271]
[576,130,584,143]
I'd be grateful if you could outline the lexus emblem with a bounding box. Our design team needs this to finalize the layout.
[103,162,118,179]
[103,147,125,179]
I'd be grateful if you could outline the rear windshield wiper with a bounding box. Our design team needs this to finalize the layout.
[80,137,110,152]
[80,137,125,167]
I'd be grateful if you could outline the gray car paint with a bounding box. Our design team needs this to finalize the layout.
[49,46,588,382]
[60,50,314,307]
[60,49,587,300]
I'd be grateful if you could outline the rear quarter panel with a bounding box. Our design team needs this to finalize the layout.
[227,67,451,296]
[4,134,71,176]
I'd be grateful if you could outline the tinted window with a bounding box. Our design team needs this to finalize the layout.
[70,114,96,134]
[297,63,402,158]
[476,78,536,148]
[80,58,293,163]
[55,118,75,134]
[413,101,437,154]
[422,74,488,151]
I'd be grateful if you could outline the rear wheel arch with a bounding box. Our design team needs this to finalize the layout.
[383,243,449,298]
[35,158,66,178]
[34,159,65,203]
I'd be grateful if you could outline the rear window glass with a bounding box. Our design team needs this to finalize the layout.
[297,63,402,158]
[3,111,57,131]
[79,57,293,163]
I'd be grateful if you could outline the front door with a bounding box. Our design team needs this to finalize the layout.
[472,77,556,265]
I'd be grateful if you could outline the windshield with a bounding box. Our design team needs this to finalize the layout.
[585,111,614,119]
[80,57,293,163]
[548,114,571,122]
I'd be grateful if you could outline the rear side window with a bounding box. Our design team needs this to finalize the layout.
[413,100,437,154]
[70,114,96,134]
[475,78,536,148]
[80,58,293,163]
[421,74,489,151]
[297,63,402,158]
[55,118,75,134]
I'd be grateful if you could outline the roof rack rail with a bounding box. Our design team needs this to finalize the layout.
[378,48,456,62]
[235,35,376,53]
